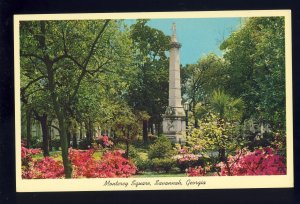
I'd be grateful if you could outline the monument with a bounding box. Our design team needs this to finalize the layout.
[162,23,186,145]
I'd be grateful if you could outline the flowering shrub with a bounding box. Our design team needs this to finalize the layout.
[22,146,137,179]
[95,149,137,177]
[21,146,42,177]
[96,135,114,148]
[174,153,201,172]
[29,157,64,179]
[173,145,201,172]
[69,148,137,178]
[68,148,96,178]
[186,166,210,177]
[22,145,64,179]
[216,147,286,176]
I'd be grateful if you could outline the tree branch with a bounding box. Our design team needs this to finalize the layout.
[50,125,60,132]
[83,20,110,68]
[21,52,45,62]
[21,75,46,93]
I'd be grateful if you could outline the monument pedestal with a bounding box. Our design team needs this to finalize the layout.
[162,107,186,145]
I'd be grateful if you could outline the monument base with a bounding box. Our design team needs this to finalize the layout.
[162,111,186,145]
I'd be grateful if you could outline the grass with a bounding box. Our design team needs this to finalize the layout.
[133,171,186,178]
[32,151,62,161]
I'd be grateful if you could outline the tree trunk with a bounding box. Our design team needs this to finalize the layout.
[49,126,52,151]
[26,108,32,148]
[40,114,50,157]
[142,120,148,143]
[86,119,93,145]
[39,21,72,178]
[125,130,129,159]
[57,113,73,178]
[194,118,199,128]
[150,122,154,135]
[67,131,71,148]
[219,148,226,162]
[79,123,83,140]
[72,133,77,148]
[157,122,161,136]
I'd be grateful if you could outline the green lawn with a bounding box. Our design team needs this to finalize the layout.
[32,151,62,161]
[133,172,186,177]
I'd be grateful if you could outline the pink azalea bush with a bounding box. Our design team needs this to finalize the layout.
[95,149,137,178]
[96,135,114,148]
[173,146,201,172]
[22,146,137,179]
[28,157,65,179]
[186,147,286,177]
[21,146,43,178]
[22,146,64,179]
[186,166,210,177]
[69,148,136,178]
[216,147,286,176]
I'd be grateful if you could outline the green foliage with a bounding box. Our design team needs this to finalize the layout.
[51,139,61,150]
[210,90,245,121]
[134,158,150,172]
[220,17,285,130]
[78,138,92,150]
[187,114,245,157]
[150,158,176,173]
[183,53,228,127]
[126,19,170,130]
[148,136,175,159]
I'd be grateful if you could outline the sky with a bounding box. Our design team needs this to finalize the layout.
[125,18,242,65]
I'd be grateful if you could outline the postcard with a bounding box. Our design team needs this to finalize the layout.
[14,10,293,192]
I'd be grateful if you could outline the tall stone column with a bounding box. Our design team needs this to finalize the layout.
[162,23,186,144]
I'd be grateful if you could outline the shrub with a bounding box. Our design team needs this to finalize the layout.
[78,138,92,150]
[29,157,65,179]
[148,136,175,159]
[21,145,43,178]
[51,139,61,150]
[22,145,64,179]
[96,135,114,148]
[96,150,137,177]
[186,166,210,177]
[69,148,137,178]
[134,158,149,172]
[150,158,176,173]
[22,146,137,179]
[31,137,43,148]
[174,153,201,172]
[216,147,286,176]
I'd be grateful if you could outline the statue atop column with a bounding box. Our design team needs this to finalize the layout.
[162,23,186,145]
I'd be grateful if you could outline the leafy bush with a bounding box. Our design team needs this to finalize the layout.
[134,158,149,172]
[114,143,148,172]
[78,138,92,150]
[150,158,176,173]
[31,137,43,148]
[51,139,61,150]
[216,147,286,176]
[148,136,175,159]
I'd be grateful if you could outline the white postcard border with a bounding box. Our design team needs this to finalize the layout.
[14,10,293,192]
